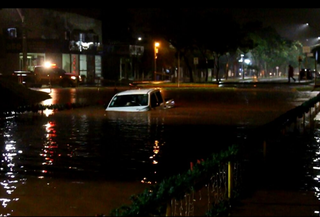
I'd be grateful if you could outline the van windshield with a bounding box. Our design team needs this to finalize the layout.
[109,94,148,107]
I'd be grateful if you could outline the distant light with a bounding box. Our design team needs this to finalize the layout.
[43,62,56,68]
[44,62,52,68]
[138,37,142,41]
[244,59,251,64]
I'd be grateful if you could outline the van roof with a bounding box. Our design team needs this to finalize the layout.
[115,88,160,96]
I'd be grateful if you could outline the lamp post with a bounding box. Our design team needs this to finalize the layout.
[241,54,244,80]
[154,42,160,81]
[16,9,27,71]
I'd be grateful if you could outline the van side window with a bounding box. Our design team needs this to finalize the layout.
[150,93,157,107]
[155,91,164,104]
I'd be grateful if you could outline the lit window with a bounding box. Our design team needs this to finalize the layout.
[7,28,17,38]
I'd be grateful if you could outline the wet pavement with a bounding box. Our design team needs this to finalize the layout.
[228,126,320,217]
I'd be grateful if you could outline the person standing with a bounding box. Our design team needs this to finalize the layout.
[288,64,296,83]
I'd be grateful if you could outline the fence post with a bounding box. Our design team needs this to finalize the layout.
[166,201,172,216]
[228,161,232,199]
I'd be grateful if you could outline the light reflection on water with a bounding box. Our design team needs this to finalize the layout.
[310,121,320,211]
[1,107,176,180]
[0,108,168,215]
[0,103,239,215]
[0,116,24,216]
[303,114,320,215]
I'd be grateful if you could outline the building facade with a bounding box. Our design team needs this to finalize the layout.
[0,8,102,84]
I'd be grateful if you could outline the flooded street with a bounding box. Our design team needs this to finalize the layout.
[0,86,318,216]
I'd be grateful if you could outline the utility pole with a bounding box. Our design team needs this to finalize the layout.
[16,9,27,71]
[178,51,180,87]
[241,54,244,80]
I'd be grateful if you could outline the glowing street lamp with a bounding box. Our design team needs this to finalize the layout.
[240,54,244,79]
[154,42,160,80]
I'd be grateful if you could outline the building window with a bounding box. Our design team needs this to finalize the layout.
[62,53,71,72]
[95,55,101,78]
[79,54,87,77]
[7,28,17,38]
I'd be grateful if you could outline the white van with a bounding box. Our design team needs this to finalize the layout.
[105,88,175,112]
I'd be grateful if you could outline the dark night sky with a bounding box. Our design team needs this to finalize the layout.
[56,8,320,45]
[228,8,320,43]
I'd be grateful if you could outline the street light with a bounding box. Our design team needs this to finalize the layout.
[154,42,160,80]
[240,54,244,79]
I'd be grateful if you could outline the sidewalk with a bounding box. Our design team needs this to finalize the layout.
[129,76,316,89]
[229,189,320,216]
[219,76,315,84]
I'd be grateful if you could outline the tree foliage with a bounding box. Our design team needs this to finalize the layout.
[107,9,305,81]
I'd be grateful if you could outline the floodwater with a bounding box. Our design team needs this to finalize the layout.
[307,114,320,202]
[0,86,318,216]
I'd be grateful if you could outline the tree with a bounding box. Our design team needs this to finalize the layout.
[248,24,303,77]
[104,9,302,83]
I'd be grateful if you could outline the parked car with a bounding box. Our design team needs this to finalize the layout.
[13,63,82,88]
[33,64,81,87]
[299,68,315,80]
[105,88,175,112]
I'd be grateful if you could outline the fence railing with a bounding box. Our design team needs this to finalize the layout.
[110,145,241,216]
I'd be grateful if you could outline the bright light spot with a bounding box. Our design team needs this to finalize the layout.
[43,108,53,117]
[0,198,10,208]
[44,62,55,68]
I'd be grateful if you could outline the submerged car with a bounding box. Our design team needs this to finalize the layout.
[105,88,175,112]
